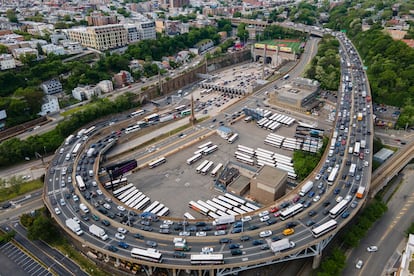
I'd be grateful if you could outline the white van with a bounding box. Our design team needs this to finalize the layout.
[79,203,89,213]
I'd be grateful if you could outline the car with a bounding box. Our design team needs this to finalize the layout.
[308,191,315,198]
[96,189,103,196]
[259,210,269,217]
[107,245,118,252]
[115,233,125,240]
[146,240,158,247]
[240,236,250,242]
[260,244,270,250]
[229,243,240,249]
[117,205,126,211]
[248,225,259,231]
[231,228,242,234]
[179,231,190,236]
[81,214,89,221]
[367,245,378,252]
[334,188,341,195]
[72,194,79,202]
[231,249,243,256]
[252,239,265,245]
[173,252,186,258]
[270,207,279,213]
[259,230,272,238]
[215,225,227,230]
[313,195,321,202]
[117,227,128,234]
[141,226,153,232]
[341,211,350,218]
[315,173,321,180]
[241,216,252,222]
[266,219,277,225]
[285,222,297,228]
[91,214,100,221]
[260,215,270,222]
[356,260,363,269]
[54,207,61,215]
[308,210,317,217]
[196,231,207,237]
[351,201,358,208]
[306,220,315,227]
[133,233,144,239]
[118,242,129,249]
[103,203,111,210]
[101,219,110,226]
[201,226,212,231]
[60,198,66,206]
[356,175,361,181]
[140,220,151,226]
[336,196,343,203]
[283,228,294,236]
[303,201,312,208]
[219,238,231,244]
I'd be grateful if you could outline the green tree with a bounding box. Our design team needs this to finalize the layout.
[237,23,249,42]
[233,11,242,18]
[6,9,18,23]
[27,214,59,242]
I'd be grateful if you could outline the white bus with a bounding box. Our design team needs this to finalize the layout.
[218,195,240,208]
[354,142,361,156]
[157,207,170,217]
[143,201,160,213]
[228,133,239,144]
[75,175,86,191]
[240,205,254,213]
[187,153,202,165]
[327,167,339,184]
[122,190,139,204]
[226,209,239,216]
[279,203,304,221]
[237,145,254,152]
[125,125,140,134]
[151,204,165,215]
[131,248,163,263]
[206,200,227,213]
[104,177,128,190]
[233,207,246,214]
[130,194,145,208]
[198,141,213,149]
[65,135,75,145]
[130,109,145,118]
[312,219,338,238]
[349,163,356,177]
[117,187,137,201]
[190,254,224,265]
[113,183,134,197]
[196,160,210,174]
[212,197,233,210]
[235,151,253,160]
[202,145,218,155]
[256,148,274,156]
[236,155,255,166]
[148,157,166,169]
[124,191,141,206]
[194,147,208,155]
[210,163,223,177]
[84,125,96,135]
[134,197,150,210]
[246,202,260,210]
[225,193,246,205]
[188,201,209,216]
[200,161,214,175]
[237,148,255,157]
[184,212,195,220]
[197,200,217,213]
[329,199,349,218]
[175,105,187,112]
[72,143,82,156]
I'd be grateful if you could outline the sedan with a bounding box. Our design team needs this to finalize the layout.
[117,205,126,211]
[196,231,207,237]
[313,195,321,202]
[259,230,272,238]
[336,196,343,203]
[367,246,378,252]
[117,227,128,234]
[179,231,190,236]
[107,245,118,252]
[115,233,125,240]
[260,215,270,222]
[146,240,158,247]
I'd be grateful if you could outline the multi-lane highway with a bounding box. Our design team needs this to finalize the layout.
[42,27,376,275]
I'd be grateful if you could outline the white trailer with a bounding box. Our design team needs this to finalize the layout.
[212,215,235,226]
[89,224,108,241]
[270,238,295,252]
[66,218,83,236]
[299,181,314,197]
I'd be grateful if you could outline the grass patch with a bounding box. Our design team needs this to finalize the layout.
[60,104,90,117]
[0,179,43,202]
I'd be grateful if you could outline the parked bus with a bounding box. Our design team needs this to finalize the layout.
[236,148,255,157]
[218,195,240,208]
[72,143,82,156]
[200,161,214,175]
[130,109,145,118]
[349,163,356,177]
[143,201,160,213]
[206,200,227,213]
[131,248,163,263]
[134,197,150,210]
[196,160,210,174]
[279,203,304,221]
[210,163,223,177]
[212,197,233,210]
[311,219,338,238]
[246,202,259,210]
[117,187,137,201]
[188,201,209,216]
[225,193,246,205]
[75,175,86,191]
[187,153,202,165]
[157,207,170,217]
[202,145,218,155]
[194,147,208,155]
[198,141,213,149]
[104,177,128,190]
[227,133,239,144]
[113,183,134,197]
[236,155,255,166]
[190,254,224,265]
[329,199,349,218]
[151,204,165,216]
[235,151,253,160]
[125,125,140,134]
[197,200,217,213]
[184,212,195,220]
[148,157,166,169]
[181,109,191,117]
[65,135,75,145]
[123,190,140,205]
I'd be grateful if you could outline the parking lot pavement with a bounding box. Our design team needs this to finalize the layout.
[0,242,53,276]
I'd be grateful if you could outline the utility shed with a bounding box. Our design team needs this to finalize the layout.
[373,148,394,164]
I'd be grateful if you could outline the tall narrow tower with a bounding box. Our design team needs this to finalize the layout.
[189,94,196,125]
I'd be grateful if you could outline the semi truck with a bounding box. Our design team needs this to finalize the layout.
[357,112,363,121]
[299,181,313,197]
[270,238,295,253]
[160,114,174,123]
[89,224,108,240]
[86,148,95,158]
[212,215,235,226]
[360,140,366,149]
[65,218,83,236]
